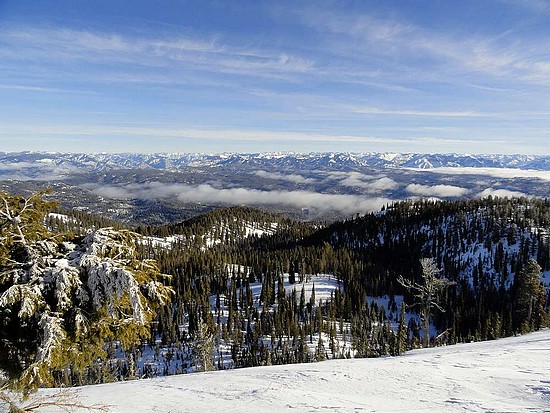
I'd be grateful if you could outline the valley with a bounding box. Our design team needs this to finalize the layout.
[2,152,550,224]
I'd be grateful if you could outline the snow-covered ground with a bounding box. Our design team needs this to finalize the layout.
[41,329,550,412]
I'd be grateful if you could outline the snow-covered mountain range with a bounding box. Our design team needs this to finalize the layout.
[2,151,550,172]
[2,151,549,224]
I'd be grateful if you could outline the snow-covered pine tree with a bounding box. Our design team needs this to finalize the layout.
[192,321,214,372]
[0,191,173,393]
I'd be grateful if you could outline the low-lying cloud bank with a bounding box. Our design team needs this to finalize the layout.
[0,161,77,180]
[88,182,393,216]
[86,180,535,218]
[325,171,398,193]
[253,170,316,184]
[477,188,528,198]
[421,167,550,182]
[406,184,470,197]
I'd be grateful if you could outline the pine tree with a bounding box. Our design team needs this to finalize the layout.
[0,191,173,392]
[397,302,407,355]
[192,322,214,372]
[315,335,326,361]
[514,259,546,333]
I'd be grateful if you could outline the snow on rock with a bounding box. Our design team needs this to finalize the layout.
[40,329,550,413]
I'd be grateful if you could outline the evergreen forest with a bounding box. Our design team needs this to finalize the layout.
[1,191,549,394]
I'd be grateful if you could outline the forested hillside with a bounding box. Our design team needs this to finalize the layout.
[1,192,548,394]
[309,197,550,340]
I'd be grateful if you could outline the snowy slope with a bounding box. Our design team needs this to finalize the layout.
[40,329,550,412]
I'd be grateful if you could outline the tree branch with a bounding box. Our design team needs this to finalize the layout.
[1,388,110,412]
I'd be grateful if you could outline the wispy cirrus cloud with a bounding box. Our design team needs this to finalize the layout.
[1,3,548,155]
[4,122,539,154]
[0,26,316,81]
[347,106,491,118]
[294,5,550,87]
[497,0,550,13]
[1,123,383,143]
[0,83,98,95]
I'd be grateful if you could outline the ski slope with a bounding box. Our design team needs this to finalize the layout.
[43,329,549,412]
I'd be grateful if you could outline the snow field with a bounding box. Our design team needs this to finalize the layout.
[39,329,550,412]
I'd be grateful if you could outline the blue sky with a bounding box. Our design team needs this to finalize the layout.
[0,0,549,154]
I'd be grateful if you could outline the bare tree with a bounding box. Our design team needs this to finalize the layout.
[398,258,453,348]
[0,386,109,413]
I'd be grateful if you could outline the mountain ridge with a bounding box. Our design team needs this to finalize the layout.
[2,152,549,172]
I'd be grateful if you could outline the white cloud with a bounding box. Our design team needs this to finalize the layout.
[498,0,550,13]
[87,182,392,216]
[0,84,94,94]
[1,26,316,81]
[348,106,490,118]
[366,177,399,192]
[298,5,550,87]
[9,122,538,154]
[406,184,470,197]
[253,170,316,184]
[337,172,398,192]
[0,161,78,180]
[421,167,550,182]
[337,172,373,188]
[477,188,528,198]
[1,123,383,143]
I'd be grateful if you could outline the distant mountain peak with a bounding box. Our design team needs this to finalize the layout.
[2,151,549,173]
